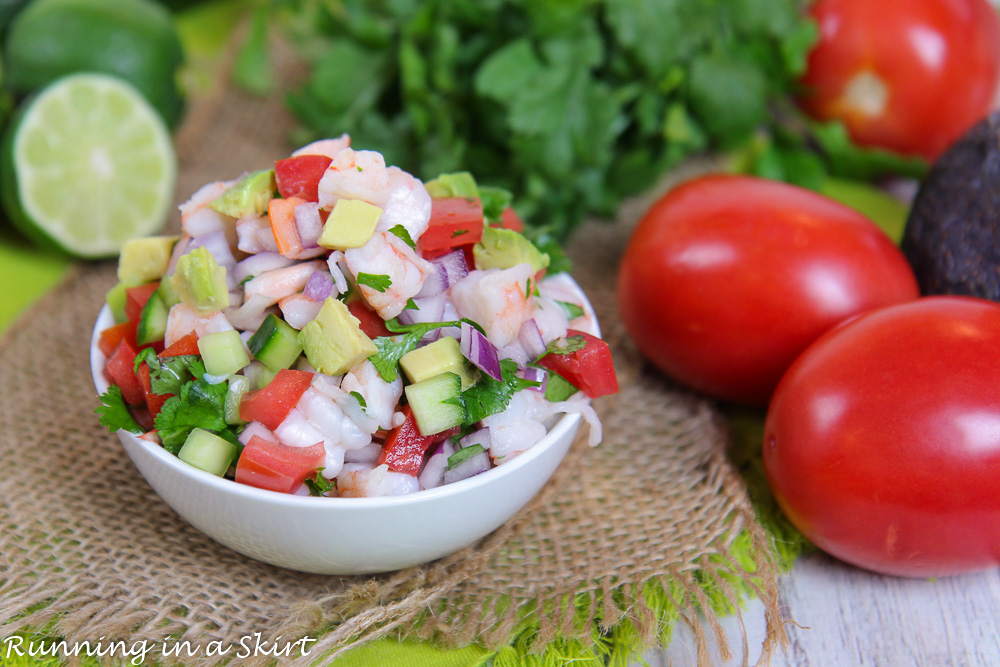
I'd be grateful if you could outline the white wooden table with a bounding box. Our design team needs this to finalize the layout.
[651,553,1000,666]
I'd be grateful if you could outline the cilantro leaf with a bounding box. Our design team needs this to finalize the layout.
[447,444,486,470]
[450,228,469,238]
[154,379,231,454]
[356,272,393,293]
[478,186,513,224]
[544,373,579,403]
[546,334,587,356]
[95,386,144,434]
[370,335,419,383]
[305,469,335,496]
[350,391,367,409]
[556,301,585,319]
[388,224,416,249]
[134,350,205,396]
[403,297,419,311]
[451,359,541,426]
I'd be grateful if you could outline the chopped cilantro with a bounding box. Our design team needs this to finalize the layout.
[135,350,205,396]
[305,469,335,496]
[545,334,587,356]
[356,272,392,293]
[388,224,416,249]
[95,386,144,434]
[544,373,579,403]
[370,317,469,382]
[450,228,469,238]
[356,166,363,172]
[447,444,486,470]
[350,391,367,409]
[154,378,232,454]
[478,186,513,224]
[556,301,585,319]
[403,297,419,311]
[446,359,541,426]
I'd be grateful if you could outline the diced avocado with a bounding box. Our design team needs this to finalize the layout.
[198,330,251,377]
[209,169,276,218]
[178,428,237,477]
[399,336,477,389]
[248,313,302,371]
[224,375,251,425]
[298,297,377,375]
[136,291,168,345]
[105,282,128,323]
[170,246,230,315]
[473,226,550,274]
[544,373,579,403]
[156,276,180,308]
[404,372,465,435]
[424,171,479,199]
[317,199,383,250]
[117,235,180,285]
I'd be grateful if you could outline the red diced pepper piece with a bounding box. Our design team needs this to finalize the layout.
[377,406,443,476]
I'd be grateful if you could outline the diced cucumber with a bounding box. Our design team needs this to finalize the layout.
[404,372,465,436]
[198,330,250,377]
[249,313,303,372]
[177,428,237,477]
[105,282,128,323]
[544,373,579,403]
[156,276,180,308]
[225,375,251,425]
[136,291,168,345]
[244,360,278,391]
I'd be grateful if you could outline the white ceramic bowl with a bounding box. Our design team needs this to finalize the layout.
[90,274,598,574]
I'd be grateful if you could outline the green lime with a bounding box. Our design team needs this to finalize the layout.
[1,73,177,258]
[4,0,185,128]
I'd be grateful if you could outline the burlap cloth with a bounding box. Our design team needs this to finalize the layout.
[0,36,785,667]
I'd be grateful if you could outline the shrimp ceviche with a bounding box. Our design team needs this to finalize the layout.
[95,137,618,498]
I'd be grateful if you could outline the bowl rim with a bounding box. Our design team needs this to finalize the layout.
[91,272,599,508]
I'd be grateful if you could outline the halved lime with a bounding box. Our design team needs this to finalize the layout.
[1,73,177,259]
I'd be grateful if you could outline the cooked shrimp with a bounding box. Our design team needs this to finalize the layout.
[450,263,534,348]
[337,463,419,498]
[345,232,434,319]
[164,303,234,347]
[179,180,233,238]
[340,359,403,431]
[482,391,549,462]
[278,293,323,329]
[243,260,326,306]
[236,215,278,254]
[529,296,569,344]
[297,386,372,450]
[292,134,351,159]
[376,166,431,240]
[317,148,391,209]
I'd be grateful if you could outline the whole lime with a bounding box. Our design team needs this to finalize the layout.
[4,0,185,128]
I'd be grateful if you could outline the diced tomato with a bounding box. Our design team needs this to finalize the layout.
[497,207,524,232]
[105,338,145,405]
[136,362,172,420]
[124,282,160,323]
[235,435,326,493]
[131,406,155,432]
[275,155,332,202]
[238,369,314,430]
[98,320,139,358]
[347,299,392,339]
[159,332,200,358]
[420,198,485,252]
[377,406,441,476]
[138,430,160,444]
[536,330,619,399]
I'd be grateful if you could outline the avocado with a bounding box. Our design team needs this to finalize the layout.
[169,246,230,315]
[298,297,377,375]
[117,235,180,285]
[902,111,1000,300]
[473,226,550,274]
[210,169,275,218]
[105,282,128,323]
[318,199,382,250]
[424,171,479,199]
[399,336,477,389]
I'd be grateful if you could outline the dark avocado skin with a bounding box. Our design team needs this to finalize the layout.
[902,111,1000,300]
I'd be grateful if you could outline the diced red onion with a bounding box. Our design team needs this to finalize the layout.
[256,223,279,253]
[238,420,276,446]
[237,216,269,254]
[294,201,324,248]
[499,341,530,368]
[418,440,454,490]
[182,207,226,238]
[417,249,469,297]
[232,252,295,284]
[459,427,491,450]
[225,294,274,330]
[518,319,547,359]
[189,230,236,267]
[396,294,446,326]
[345,443,381,464]
[460,321,502,381]
[517,367,548,393]
[326,253,349,294]
[165,235,190,276]
[443,450,490,485]
[290,246,329,260]
[303,271,334,302]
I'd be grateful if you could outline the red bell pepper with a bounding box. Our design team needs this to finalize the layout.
[239,369,314,430]
[536,330,619,399]
[377,406,457,475]
[235,435,326,493]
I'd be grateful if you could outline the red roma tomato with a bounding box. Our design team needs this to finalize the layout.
[617,175,919,405]
[799,0,1000,161]
[420,197,484,251]
[764,297,1000,577]
[239,369,313,430]
[236,435,325,494]
[274,155,332,202]
[536,330,619,399]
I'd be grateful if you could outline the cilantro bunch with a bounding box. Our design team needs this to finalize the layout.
[271,0,821,240]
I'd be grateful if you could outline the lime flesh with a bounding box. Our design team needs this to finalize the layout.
[2,73,176,258]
